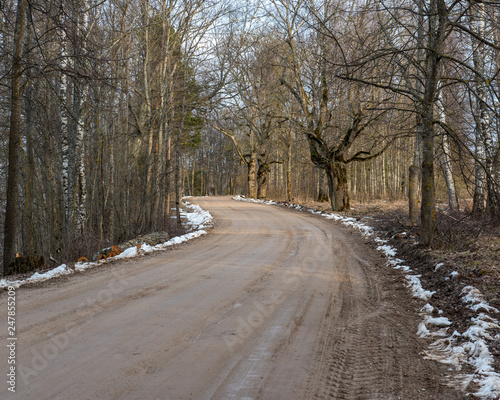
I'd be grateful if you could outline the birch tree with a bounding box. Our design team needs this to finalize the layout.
[469,2,499,217]
[437,88,458,211]
[73,0,90,233]
[59,1,72,230]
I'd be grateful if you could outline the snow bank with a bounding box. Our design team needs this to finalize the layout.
[181,201,213,229]
[113,229,208,259]
[0,264,73,288]
[232,195,500,399]
[405,275,436,301]
[0,200,212,290]
[377,245,397,258]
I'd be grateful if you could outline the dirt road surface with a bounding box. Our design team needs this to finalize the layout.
[1,197,465,399]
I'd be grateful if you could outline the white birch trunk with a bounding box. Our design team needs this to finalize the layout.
[75,0,89,233]
[472,3,493,214]
[76,84,88,233]
[382,156,387,198]
[248,128,257,199]
[60,6,71,225]
[437,90,458,211]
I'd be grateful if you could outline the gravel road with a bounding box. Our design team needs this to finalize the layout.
[0,197,465,399]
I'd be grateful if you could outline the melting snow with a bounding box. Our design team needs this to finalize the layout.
[425,316,453,327]
[435,263,444,271]
[462,286,500,313]
[377,245,397,257]
[0,264,73,288]
[405,275,436,301]
[181,201,213,229]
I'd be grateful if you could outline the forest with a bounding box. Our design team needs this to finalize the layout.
[1,0,499,274]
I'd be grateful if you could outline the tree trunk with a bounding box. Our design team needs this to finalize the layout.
[257,162,269,199]
[75,85,88,234]
[100,132,105,242]
[317,169,329,202]
[248,154,257,198]
[60,4,73,230]
[24,18,37,255]
[109,110,115,242]
[191,157,196,196]
[437,90,458,211]
[176,104,185,225]
[408,166,419,223]
[409,116,423,224]
[470,3,497,218]
[419,0,445,246]
[420,115,436,245]
[141,0,154,230]
[287,141,292,201]
[325,162,349,211]
[471,4,487,215]
[166,133,171,217]
[25,84,37,254]
[175,130,181,225]
[4,0,27,274]
[410,0,424,225]
[439,137,458,212]
[492,7,500,219]
[382,156,387,198]
[75,0,93,237]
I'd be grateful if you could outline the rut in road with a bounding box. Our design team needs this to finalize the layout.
[309,289,398,399]
[0,197,465,400]
[301,235,396,400]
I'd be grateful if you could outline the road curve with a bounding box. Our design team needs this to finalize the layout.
[1,197,464,399]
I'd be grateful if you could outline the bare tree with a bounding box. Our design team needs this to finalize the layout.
[266,0,393,211]
[3,0,27,273]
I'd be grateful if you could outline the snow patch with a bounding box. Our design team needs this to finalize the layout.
[421,294,500,398]
[115,246,138,259]
[405,275,436,301]
[435,262,444,271]
[417,322,431,338]
[462,286,500,313]
[421,304,434,313]
[426,316,453,327]
[181,201,213,229]
[376,245,397,257]
[1,264,73,288]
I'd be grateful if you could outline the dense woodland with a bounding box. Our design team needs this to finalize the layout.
[1,0,500,274]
